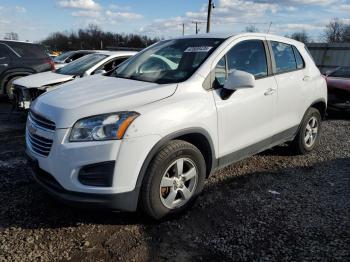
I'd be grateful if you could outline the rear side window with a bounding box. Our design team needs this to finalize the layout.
[271,41,296,73]
[226,40,268,78]
[292,46,304,69]
[7,42,47,58]
[0,44,11,57]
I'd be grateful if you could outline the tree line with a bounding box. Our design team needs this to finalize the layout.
[245,18,350,44]
[41,18,349,51]
[42,24,160,51]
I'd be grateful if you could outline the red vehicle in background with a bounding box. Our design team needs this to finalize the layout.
[325,66,350,114]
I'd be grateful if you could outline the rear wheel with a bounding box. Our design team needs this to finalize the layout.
[140,140,206,220]
[290,107,321,154]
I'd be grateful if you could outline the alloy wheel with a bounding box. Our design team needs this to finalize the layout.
[159,158,198,209]
[304,116,318,147]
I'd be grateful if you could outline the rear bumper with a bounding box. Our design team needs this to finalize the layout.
[328,102,350,113]
[26,152,140,211]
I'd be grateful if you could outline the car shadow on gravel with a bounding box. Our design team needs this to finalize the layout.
[1,156,349,260]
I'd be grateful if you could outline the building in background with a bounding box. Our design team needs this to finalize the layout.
[307,43,350,74]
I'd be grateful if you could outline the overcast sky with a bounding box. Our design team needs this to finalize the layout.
[0,0,349,42]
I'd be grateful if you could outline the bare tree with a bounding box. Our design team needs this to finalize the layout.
[4,32,19,40]
[323,18,345,43]
[343,24,350,43]
[244,25,259,33]
[289,30,310,43]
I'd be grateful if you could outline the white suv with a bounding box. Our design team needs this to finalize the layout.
[26,33,327,219]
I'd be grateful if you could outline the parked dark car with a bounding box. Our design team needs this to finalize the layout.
[0,40,54,99]
[325,66,350,113]
[53,50,97,69]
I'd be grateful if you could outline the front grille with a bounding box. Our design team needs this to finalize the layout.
[26,110,55,157]
[26,130,53,157]
[28,110,56,130]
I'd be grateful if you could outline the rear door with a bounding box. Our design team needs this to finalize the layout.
[269,41,306,133]
[212,37,278,162]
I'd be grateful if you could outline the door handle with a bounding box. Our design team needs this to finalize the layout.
[0,63,8,67]
[264,88,276,96]
[303,76,311,82]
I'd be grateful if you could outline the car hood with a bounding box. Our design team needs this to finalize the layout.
[31,75,177,128]
[14,71,74,89]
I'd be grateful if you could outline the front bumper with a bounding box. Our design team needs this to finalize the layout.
[25,115,161,209]
[26,152,139,211]
[13,85,45,110]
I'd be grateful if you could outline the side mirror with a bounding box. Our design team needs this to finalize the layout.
[66,58,73,63]
[224,70,255,91]
[94,69,106,75]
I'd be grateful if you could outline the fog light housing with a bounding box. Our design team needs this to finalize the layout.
[78,161,115,187]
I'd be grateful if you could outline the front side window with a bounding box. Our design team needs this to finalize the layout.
[271,41,297,73]
[214,56,226,87]
[56,54,107,76]
[227,40,268,78]
[113,38,224,84]
[214,40,268,87]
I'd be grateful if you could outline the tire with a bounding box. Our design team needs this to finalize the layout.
[140,140,206,220]
[290,107,322,155]
[5,76,23,100]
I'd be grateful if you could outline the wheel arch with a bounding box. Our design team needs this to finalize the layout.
[310,99,327,119]
[1,69,35,94]
[135,128,217,201]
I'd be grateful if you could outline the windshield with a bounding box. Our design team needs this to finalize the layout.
[112,38,224,84]
[53,51,75,63]
[329,66,350,78]
[56,54,107,76]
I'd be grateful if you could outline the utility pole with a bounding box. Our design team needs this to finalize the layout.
[191,21,204,34]
[206,0,214,33]
[182,23,185,36]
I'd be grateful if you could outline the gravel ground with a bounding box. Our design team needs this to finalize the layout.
[0,102,349,262]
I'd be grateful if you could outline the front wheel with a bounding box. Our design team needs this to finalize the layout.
[5,76,22,100]
[290,107,322,154]
[140,140,206,220]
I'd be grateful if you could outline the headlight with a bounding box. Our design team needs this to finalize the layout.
[69,112,139,142]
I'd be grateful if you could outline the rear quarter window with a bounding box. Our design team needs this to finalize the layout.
[271,41,297,73]
[292,46,305,69]
[7,42,47,58]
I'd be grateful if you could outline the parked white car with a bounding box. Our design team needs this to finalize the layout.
[13,51,137,109]
[53,50,97,69]
[26,33,327,219]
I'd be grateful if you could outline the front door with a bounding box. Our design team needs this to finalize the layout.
[212,38,278,164]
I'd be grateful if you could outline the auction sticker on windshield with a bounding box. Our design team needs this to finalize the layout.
[184,46,213,52]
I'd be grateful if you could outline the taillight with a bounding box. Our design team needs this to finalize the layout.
[46,58,55,71]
